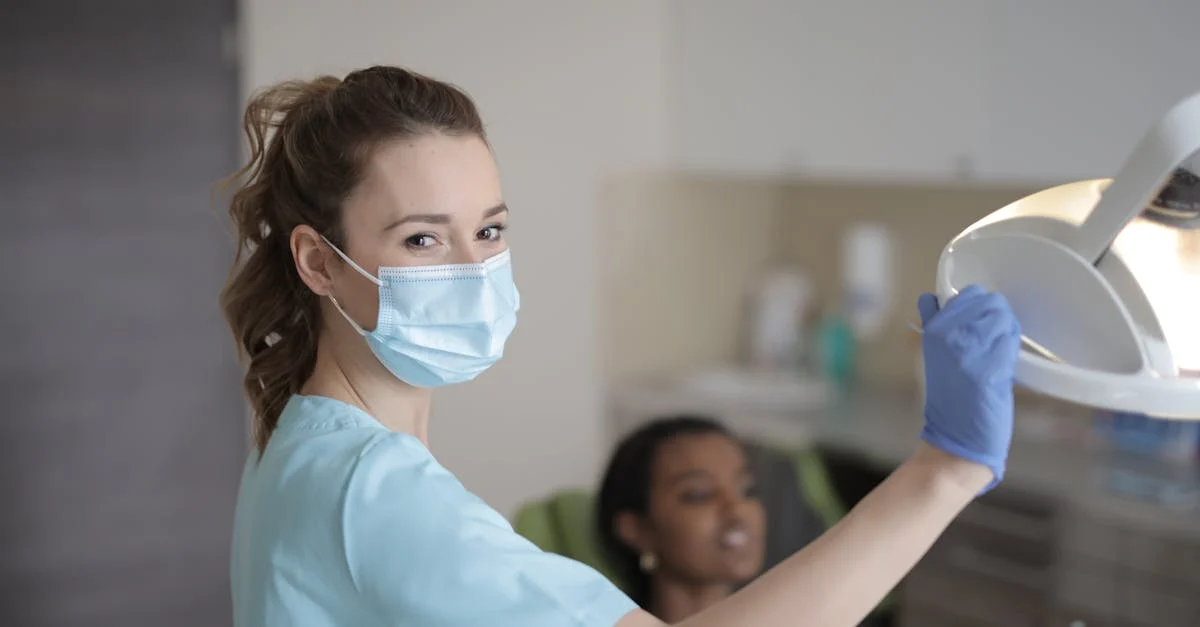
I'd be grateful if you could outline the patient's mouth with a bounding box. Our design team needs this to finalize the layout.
[719,526,750,550]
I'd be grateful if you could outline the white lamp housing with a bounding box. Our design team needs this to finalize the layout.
[936,93,1200,419]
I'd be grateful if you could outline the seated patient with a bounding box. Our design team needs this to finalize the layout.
[597,416,766,623]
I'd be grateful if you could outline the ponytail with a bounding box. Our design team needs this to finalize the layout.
[219,79,339,453]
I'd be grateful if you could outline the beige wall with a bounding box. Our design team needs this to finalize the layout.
[600,173,788,380]
[601,173,1039,389]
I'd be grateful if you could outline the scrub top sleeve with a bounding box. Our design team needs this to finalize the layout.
[342,433,639,627]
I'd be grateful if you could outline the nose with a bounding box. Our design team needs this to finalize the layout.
[719,491,751,519]
[451,247,484,265]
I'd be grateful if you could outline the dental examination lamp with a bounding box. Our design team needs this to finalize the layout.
[936,92,1200,419]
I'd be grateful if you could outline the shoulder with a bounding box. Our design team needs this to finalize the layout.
[345,431,503,531]
[341,431,514,569]
[340,433,638,627]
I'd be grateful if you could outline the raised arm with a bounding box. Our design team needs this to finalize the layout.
[619,285,1022,627]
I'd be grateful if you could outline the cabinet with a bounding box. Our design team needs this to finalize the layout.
[1043,608,1120,627]
[1055,510,1200,626]
[977,0,1200,183]
[669,0,986,181]
[902,490,1056,627]
[901,495,1200,626]
[669,0,1200,184]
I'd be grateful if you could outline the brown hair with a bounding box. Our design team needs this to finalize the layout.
[218,66,486,453]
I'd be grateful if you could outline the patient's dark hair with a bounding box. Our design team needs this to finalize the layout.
[596,415,733,609]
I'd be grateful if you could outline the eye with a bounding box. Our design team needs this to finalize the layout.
[742,483,761,500]
[680,489,711,504]
[404,233,439,250]
[477,223,507,242]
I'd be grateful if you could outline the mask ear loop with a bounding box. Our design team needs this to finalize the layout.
[319,234,382,336]
[327,295,367,336]
[320,235,383,286]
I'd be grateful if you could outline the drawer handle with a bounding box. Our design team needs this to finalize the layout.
[958,507,1053,542]
[946,546,1049,589]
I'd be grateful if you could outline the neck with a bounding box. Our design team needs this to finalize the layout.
[648,576,733,624]
[301,328,433,446]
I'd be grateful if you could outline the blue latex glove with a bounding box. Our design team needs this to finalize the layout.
[918,285,1022,493]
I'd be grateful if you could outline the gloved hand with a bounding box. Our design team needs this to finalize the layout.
[918,285,1022,494]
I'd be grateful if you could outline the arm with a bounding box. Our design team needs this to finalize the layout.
[614,445,988,627]
[620,286,1020,627]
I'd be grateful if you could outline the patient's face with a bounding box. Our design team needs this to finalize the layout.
[643,433,766,585]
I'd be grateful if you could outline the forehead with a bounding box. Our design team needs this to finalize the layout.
[652,432,746,479]
[344,133,502,229]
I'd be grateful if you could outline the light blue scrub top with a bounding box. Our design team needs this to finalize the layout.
[231,394,637,626]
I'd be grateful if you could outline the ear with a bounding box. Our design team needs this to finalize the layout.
[614,511,652,554]
[291,224,336,296]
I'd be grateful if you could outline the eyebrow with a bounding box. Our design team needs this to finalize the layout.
[382,202,508,231]
[668,470,711,487]
[667,465,752,486]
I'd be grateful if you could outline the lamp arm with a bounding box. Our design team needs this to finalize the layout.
[1072,91,1200,263]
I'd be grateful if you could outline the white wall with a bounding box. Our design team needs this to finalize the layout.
[240,0,671,516]
[667,0,1200,184]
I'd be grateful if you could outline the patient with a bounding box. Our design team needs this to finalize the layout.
[596,416,766,623]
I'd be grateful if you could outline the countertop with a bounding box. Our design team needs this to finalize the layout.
[610,380,1200,543]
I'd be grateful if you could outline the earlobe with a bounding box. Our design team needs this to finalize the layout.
[291,225,335,296]
[614,512,650,554]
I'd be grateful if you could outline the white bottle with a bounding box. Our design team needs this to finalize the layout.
[749,268,812,372]
[842,223,895,341]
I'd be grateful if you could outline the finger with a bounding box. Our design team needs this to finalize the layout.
[988,325,1024,371]
[917,292,940,325]
[970,293,1017,346]
[950,284,987,305]
[976,295,1022,362]
[926,285,993,332]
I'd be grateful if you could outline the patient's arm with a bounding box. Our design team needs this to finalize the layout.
[616,443,989,627]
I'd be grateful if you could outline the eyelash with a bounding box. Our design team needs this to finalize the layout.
[678,482,760,504]
[404,223,508,250]
[478,223,508,241]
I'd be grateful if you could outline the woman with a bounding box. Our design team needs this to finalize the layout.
[597,416,767,623]
[224,65,1021,627]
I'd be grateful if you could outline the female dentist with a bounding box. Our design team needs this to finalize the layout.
[223,66,1021,627]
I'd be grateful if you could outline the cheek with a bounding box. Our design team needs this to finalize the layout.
[746,502,768,564]
[336,270,382,331]
[723,502,767,580]
[652,507,721,560]
[747,501,767,539]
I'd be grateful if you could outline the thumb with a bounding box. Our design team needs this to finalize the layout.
[917,292,940,326]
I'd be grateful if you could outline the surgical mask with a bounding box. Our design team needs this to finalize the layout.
[321,236,520,388]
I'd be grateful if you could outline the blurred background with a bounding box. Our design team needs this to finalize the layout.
[3,0,1200,625]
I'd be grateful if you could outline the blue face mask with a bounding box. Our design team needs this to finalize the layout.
[321,236,520,388]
